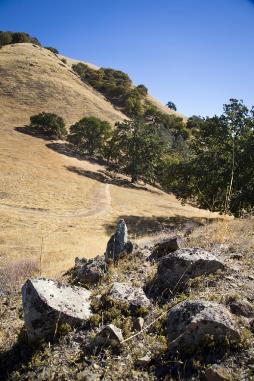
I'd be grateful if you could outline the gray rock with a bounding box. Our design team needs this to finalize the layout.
[105,219,133,262]
[167,300,240,354]
[77,370,100,381]
[136,355,151,367]
[204,364,232,381]
[107,282,150,309]
[133,316,144,331]
[95,324,123,347]
[22,278,92,342]
[229,299,254,318]
[155,248,225,293]
[73,255,106,285]
[149,237,179,261]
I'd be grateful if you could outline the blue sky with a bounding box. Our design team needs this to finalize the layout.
[1,0,253,117]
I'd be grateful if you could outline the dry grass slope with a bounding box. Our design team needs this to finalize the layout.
[0,43,221,277]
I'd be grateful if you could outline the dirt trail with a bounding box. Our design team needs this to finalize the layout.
[0,183,111,219]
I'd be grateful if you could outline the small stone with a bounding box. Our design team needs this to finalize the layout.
[133,317,144,331]
[77,370,99,381]
[95,324,123,348]
[204,364,232,381]
[149,237,179,260]
[229,299,254,318]
[136,355,151,367]
[107,282,150,309]
[230,253,243,260]
[73,255,106,285]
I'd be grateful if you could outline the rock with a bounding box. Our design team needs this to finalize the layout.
[107,282,150,310]
[229,299,254,318]
[149,237,179,261]
[204,364,232,381]
[105,219,133,262]
[22,278,92,342]
[95,324,123,347]
[77,370,100,381]
[136,355,151,367]
[133,317,144,331]
[249,318,254,332]
[73,255,106,285]
[167,300,240,354]
[230,253,243,260]
[155,248,225,293]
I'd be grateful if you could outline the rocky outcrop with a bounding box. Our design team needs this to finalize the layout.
[155,248,225,293]
[73,255,106,285]
[105,219,133,262]
[22,278,92,342]
[106,282,150,310]
[149,236,179,261]
[167,300,240,354]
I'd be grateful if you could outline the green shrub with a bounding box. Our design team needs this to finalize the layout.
[0,31,41,46]
[45,46,59,54]
[29,112,67,139]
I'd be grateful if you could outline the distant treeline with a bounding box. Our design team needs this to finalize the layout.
[0,31,59,54]
[0,31,41,46]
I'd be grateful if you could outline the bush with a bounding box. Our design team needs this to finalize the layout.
[0,31,41,46]
[67,116,112,156]
[0,31,12,46]
[166,101,177,111]
[72,63,148,117]
[45,46,59,54]
[29,112,67,139]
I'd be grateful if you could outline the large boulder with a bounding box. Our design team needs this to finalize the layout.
[105,219,133,263]
[73,255,106,285]
[155,248,225,293]
[167,300,240,354]
[106,282,150,310]
[22,278,92,342]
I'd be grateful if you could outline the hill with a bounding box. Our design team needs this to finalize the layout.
[0,43,220,277]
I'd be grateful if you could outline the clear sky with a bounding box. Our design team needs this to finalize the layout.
[1,0,253,117]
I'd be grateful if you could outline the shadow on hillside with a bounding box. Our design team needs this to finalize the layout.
[104,215,215,238]
[15,126,53,140]
[66,165,160,194]
[46,142,107,165]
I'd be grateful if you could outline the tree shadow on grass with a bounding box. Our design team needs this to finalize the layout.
[15,125,53,140]
[66,165,160,194]
[104,215,218,238]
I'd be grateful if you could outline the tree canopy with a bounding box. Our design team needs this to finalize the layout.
[162,99,254,216]
[106,118,166,183]
[67,117,112,156]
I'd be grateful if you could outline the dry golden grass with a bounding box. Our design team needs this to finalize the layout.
[0,43,223,278]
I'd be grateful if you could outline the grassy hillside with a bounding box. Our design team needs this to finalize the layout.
[0,43,221,277]
[0,43,125,126]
